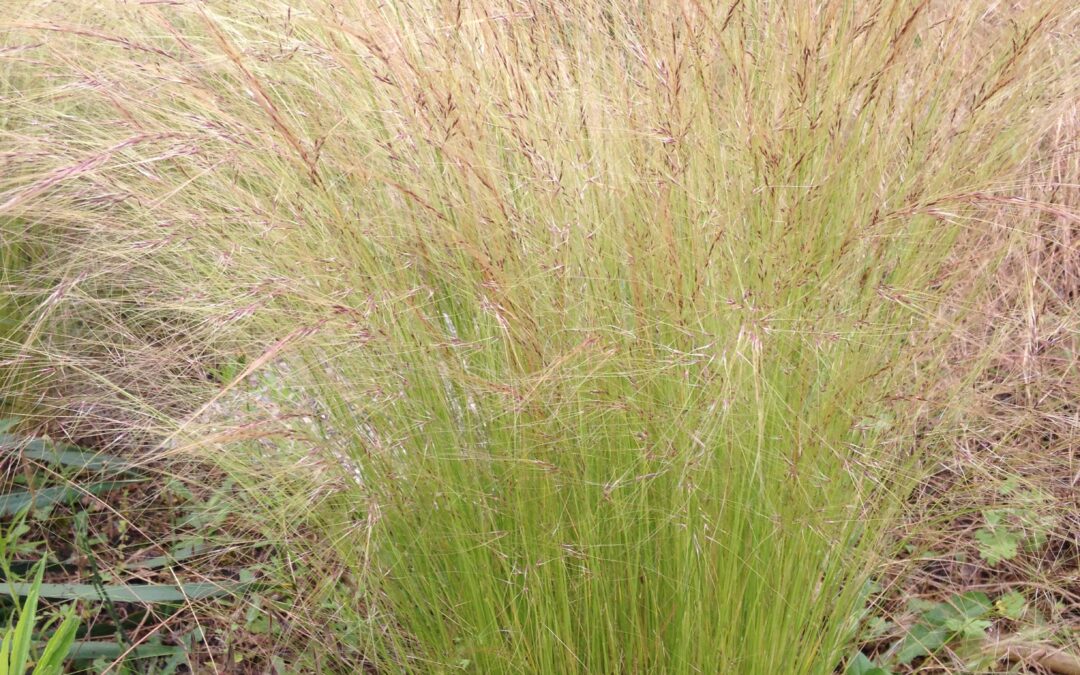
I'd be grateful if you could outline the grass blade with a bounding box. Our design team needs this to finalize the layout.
[123,541,214,571]
[9,563,44,675]
[1,626,13,675]
[32,607,79,675]
[0,435,132,473]
[3,581,242,603]
[65,641,185,661]
[0,480,145,517]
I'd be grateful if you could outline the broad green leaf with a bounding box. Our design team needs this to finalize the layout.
[906,598,939,615]
[846,652,892,675]
[948,592,991,619]
[983,509,1005,528]
[974,528,1019,566]
[919,601,955,627]
[947,617,992,640]
[1027,529,1049,551]
[895,624,948,665]
[896,592,993,666]
[863,616,893,640]
[995,591,1026,620]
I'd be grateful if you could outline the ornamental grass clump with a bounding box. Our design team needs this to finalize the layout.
[1,1,1076,672]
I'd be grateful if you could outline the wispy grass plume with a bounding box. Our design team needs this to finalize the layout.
[1,1,1077,672]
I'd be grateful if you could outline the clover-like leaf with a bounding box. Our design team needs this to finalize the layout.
[896,623,949,665]
[948,591,991,619]
[943,617,992,640]
[975,527,1019,566]
[995,591,1026,620]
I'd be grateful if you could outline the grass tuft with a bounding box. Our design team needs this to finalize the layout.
[1,1,1077,672]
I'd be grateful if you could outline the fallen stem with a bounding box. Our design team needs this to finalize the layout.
[988,640,1080,675]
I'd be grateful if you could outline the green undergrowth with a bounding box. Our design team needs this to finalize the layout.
[0,425,313,673]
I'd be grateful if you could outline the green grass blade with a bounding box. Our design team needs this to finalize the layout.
[65,642,185,661]
[3,581,243,603]
[9,562,44,675]
[0,435,132,473]
[32,607,79,675]
[123,541,214,571]
[0,480,145,517]
[1,626,13,675]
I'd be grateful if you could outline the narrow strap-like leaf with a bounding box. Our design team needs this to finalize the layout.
[32,607,79,675]
[0,434,132,473]
[3,581,242,603]
[123,541,214,571]
[0,480,145,517]
[64,641,185,661]
[10,562,45,674]
[1,625,14,675]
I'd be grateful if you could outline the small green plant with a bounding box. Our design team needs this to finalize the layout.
[1,562,80,675]
[994,591,1027,622]
[2,427,255,672]
[893,593,993,666]
[974,510,1021,566]
[846,652,892,675]
[974,480,1058,567]
[850,588,1054,673]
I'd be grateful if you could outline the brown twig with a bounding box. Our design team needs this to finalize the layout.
[987,639,1080,675]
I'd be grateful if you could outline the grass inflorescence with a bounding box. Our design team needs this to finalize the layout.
[1,1,1077,672]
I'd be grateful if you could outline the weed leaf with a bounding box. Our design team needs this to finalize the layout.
[896,624,949,665]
